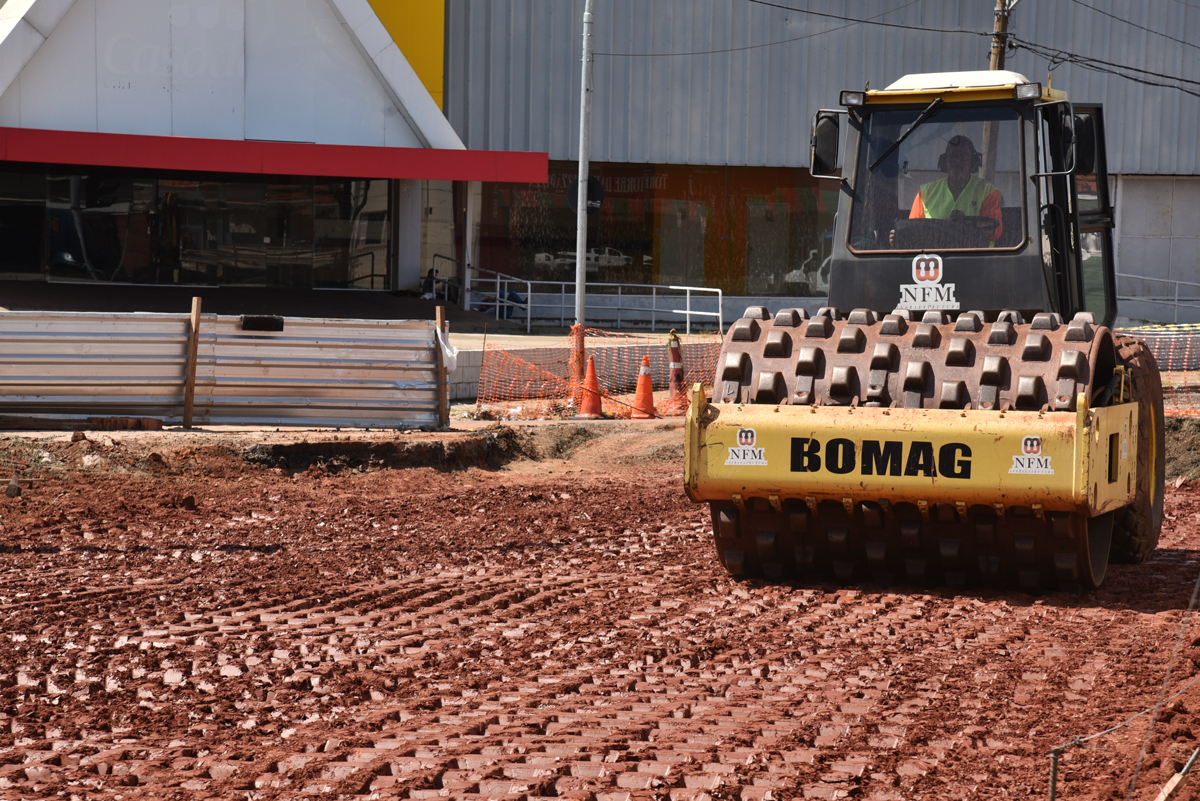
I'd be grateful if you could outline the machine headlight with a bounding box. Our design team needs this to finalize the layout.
[1014,83,1042,100]
[840,90,865,107]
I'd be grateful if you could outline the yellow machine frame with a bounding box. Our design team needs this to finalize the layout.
[685,385,1137,517]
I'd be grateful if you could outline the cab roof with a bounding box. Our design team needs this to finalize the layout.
[865,70,1066,104]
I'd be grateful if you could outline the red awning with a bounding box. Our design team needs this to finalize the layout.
[0,127,547,183]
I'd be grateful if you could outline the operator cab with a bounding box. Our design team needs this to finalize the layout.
[812,70,1117,327]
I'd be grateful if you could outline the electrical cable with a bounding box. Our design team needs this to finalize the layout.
[1164,0,1200,13]
[1064,0,1200,52]
[1008,35,1200,87]
[595,0,971,57]
[742,0,980,34]
[596,0,1200,109]
[1007,36,1200,100]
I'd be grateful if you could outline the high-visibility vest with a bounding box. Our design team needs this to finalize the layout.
[919,176,998,219]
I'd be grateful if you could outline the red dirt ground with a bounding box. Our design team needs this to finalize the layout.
[0,420,1199,801]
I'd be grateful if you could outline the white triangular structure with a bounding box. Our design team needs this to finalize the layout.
[0,0,76,97]
[325,0,462,149]
[0,0,463,150]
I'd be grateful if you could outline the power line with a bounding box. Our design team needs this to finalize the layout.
[744,0,986,36]
[595,0,982,58]
[592,0,1200,106]
[1064,0,1200,53]
[1008,35,1200,99]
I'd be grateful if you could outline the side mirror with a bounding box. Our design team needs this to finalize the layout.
[1073,113,1096,175]
[810,111,841,179]
[1060,112,1077,173]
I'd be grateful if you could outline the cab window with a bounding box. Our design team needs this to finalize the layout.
[849,105,1025,252]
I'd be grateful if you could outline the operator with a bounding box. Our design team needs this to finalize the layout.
[908,134,1003,244]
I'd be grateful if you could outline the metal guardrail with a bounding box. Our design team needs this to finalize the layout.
[1117,272,1200,324]
[0,311,440,427]
[467,268,534,332]
[463,267,723,334]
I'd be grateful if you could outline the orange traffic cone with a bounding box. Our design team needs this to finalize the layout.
[631,355,657,419]
[577,355,604,419]
[664,329,687,415]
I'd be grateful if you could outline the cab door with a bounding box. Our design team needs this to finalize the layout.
[1071,106,1118,327]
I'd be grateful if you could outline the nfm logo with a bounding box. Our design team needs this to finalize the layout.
[898,253,959,311]
[1009,435,1054,475]
[726,428,768,466]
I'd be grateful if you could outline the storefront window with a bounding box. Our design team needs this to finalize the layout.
[1,168,392,288]
[0,171,46,274]
[477,162,838,297]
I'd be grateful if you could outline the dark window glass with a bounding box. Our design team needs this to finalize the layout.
[26,171,391,289]
[849,106,1024,252]
[476,162,838,297]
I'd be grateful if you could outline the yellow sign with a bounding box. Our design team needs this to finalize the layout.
[368,1,445,110]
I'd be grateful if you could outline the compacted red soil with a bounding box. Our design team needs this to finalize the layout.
[0,421,1199,801]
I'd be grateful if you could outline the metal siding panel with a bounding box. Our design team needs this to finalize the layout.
[723,1,748,167]
[643,2,667,164]
[604,0,623,161]
[444,0,467,146]
[665,2,687,164]
[685,0,708,166]
[518,0,543,156]
[0,312,440,427]
[443,0,1200,172]
[489,0,509,152]
[466,0,488,150]
[556,1,578,161]
[708,0,732,167]
[508,1,528,155]
[592,0,612,164]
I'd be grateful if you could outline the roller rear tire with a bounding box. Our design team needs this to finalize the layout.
[1110,335,1165,564]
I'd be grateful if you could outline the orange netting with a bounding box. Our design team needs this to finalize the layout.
[477,327,723,419]
[1118,326,1200,417]
[478,325,1200,419]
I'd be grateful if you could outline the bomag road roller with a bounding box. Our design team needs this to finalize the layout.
[684,70,1165,592]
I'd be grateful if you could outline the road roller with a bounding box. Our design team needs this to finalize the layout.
[684,71,1164,591]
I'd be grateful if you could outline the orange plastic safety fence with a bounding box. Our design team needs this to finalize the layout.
[1118,326,1200,417]
[477,328,722,419]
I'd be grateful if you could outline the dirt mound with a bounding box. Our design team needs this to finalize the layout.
[242,426,536,474]
[1166,418,1200,481]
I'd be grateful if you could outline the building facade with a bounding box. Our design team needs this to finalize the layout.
[0,0,545,313]
[445,0,1200,322]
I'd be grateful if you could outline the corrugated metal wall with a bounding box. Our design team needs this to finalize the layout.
[445,0,1200,175]
[0,312,441,428]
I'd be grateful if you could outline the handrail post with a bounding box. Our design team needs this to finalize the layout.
[617,285,622,329]
[525,280,532,333]
[651,286,657,332]
[717,290,723,333]
[686,288,692,336]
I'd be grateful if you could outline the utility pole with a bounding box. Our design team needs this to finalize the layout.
[574,0,596,326]
[989,0,1019,70]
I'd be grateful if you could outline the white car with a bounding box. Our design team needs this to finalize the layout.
[553,247,633,276]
